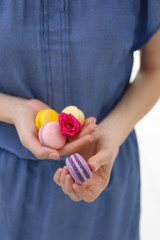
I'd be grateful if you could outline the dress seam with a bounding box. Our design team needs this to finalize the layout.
[40,0,48,102]
[46,0,53,106]
[65,0,72,105]
[59,0,66,106]
[59,0,72,106]
[40,0,53,105]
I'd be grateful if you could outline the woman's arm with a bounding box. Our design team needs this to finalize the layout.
[0,93,96,160]
[100,30,160,148]
[57,30,160,161]
[54,30,160,202]
[0,93,27,124]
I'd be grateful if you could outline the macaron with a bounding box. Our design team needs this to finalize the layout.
[62,106,85,126]
[39,122,67,149]
[65,153,92,184]
[35,109,59,131]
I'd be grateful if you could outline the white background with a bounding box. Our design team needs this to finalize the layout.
[131,51,160,240]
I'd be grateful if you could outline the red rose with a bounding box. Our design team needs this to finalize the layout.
[58,112,82,137]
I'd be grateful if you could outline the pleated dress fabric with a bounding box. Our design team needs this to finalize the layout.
[0,1,160,239]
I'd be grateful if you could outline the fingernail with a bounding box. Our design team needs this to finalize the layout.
[72,184,80,193]
[49,153,60,160]
[93,126,98,131]
[92,160,98,171]
[90,137,95,141]
[93,118,97,124]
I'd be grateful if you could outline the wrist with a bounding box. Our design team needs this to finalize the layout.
[0,93,27,125]
[98,109,132,147]
[100,69,160,146]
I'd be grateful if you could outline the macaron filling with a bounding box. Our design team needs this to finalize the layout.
[39,123,47,147]
[74,153,91,179]
[68,156,85,183]
[78,111,82,124]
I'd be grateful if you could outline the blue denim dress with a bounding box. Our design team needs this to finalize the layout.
[0,1,160,239]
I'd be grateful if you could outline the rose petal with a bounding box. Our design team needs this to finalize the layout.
[58,112,82,137]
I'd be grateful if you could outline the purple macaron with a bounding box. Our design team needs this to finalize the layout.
[65,153,92,184]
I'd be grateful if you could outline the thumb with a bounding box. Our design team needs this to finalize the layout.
[20,131,60,160]
[88,150,107,172]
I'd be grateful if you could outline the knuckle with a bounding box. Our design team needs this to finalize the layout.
[63,190,69,196]
[89,123,96,129]
[83,134,92,142]
[18,129,31,146]
[87,116,96,124]
[53,176,56,183]
[85,197,95,203]
[106,147,114,159]
[53,174,58,183]
[62,186,68,195]
[70,195,81,202]
[34,151,46,160]
[102,176,110,190]
[103,181,109,191]
[19,135,27,147]
[87,124,94,132]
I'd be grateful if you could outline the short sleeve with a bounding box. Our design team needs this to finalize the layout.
[132,0,160,51]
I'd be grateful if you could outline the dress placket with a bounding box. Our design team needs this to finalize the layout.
[59,0,72,107]
[40,0,53,106]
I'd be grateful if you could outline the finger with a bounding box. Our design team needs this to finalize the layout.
[65,174,81,201]
[60,166,69,192]
[88,149,112,172]
[53,168,63,186]
[72,183,95,202]
[84,117,97,126]
[21,131,60,160]
[59,167,81,201]
[66,117,97,143]
[78,123,98,138]
[59,134,94,156]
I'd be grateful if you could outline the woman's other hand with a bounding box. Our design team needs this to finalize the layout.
[53,119,120,202]
[11,98,97,160]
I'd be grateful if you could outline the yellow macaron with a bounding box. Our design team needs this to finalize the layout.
[35,109,59,130]
[62,105,85,125]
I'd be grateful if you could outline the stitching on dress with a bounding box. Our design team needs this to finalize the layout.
[65,0,72,104]
[46,0,53,106]
[59,0,66,106]
[40,0,48,102]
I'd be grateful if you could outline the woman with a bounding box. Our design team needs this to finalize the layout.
[0,1,160,239]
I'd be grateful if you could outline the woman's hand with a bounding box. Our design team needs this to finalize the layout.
[11,98,97,160]
[12,98,60,159]
[53,29,160,202]
[53,120,120,202]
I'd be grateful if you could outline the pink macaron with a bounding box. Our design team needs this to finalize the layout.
[39,122,67,149]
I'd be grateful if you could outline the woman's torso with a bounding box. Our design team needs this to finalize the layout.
[0,0,140,159]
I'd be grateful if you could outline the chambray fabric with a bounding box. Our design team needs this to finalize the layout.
[0,1,160,240]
